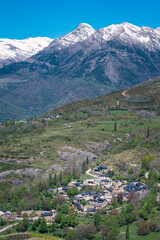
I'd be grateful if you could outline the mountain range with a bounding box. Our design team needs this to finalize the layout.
[0,37,52,68]
[0,22,160,121]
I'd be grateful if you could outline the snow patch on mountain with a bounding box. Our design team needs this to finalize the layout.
[49,23,95,49]
[0,37,52,67]
[88,22,160,51]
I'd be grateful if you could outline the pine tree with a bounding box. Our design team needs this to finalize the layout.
[86,156,89,166]
[59,172,62,183]
[147,126,150,138]
[54,173,57,186]
[108,105,110,114]
[82,161,86,174]
[126,224,129,240]
[94,211,101,230]
[114,121,117,131]
[73,165,76,179]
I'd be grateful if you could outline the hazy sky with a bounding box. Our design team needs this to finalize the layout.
[1,0,160,39]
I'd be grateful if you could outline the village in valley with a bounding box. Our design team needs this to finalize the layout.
[54,165,151,214]
[0,165,151,223]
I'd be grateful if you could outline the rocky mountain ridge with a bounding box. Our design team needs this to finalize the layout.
[0,22,160,120]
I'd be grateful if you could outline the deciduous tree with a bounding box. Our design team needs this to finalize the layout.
[39,218,48,233]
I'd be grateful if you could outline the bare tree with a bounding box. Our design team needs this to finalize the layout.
[128,191,140,206]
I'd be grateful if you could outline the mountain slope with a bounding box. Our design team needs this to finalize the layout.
[44,76,160,118]
[0,23,160,120]
[1,76,160,169]
[0,37,52,68]
[0,99,31,122]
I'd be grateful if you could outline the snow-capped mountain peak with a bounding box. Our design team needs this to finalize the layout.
[1,22,160,69]
[90,22,160,48]
[49,23,95,49]
[0,37,52,67]
[76,23,95,32]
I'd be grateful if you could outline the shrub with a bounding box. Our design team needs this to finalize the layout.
[141,154,156,171]
[16,219,29,232]
[136,110,156,119]
[0,218,6,226]
[149,220,160,232]
[101,220,119,240]
[75,224,96,240]
[137,221,150,236]
[65,230,76,240]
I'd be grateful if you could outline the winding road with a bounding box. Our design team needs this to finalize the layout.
[86,169,98,178]
[122,89,129,97]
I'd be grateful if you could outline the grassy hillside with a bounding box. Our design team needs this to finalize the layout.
[0,76,160,179]
[44,76,160,119]
[0,110,160,172]
[125,76,160,109]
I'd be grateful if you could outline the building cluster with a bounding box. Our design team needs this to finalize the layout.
[0,210,14,220]
[54,166,151,213]
[44,114,60,121]
[0,210,57,222]
[0,166,152,222]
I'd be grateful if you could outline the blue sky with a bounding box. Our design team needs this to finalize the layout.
[1,0,160,39]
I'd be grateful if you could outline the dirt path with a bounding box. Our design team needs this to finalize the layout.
[145,171,149,179]
[0,222,19,233]
[40,150,46,156]
[64,123,72,128]
[122,89,129,97]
